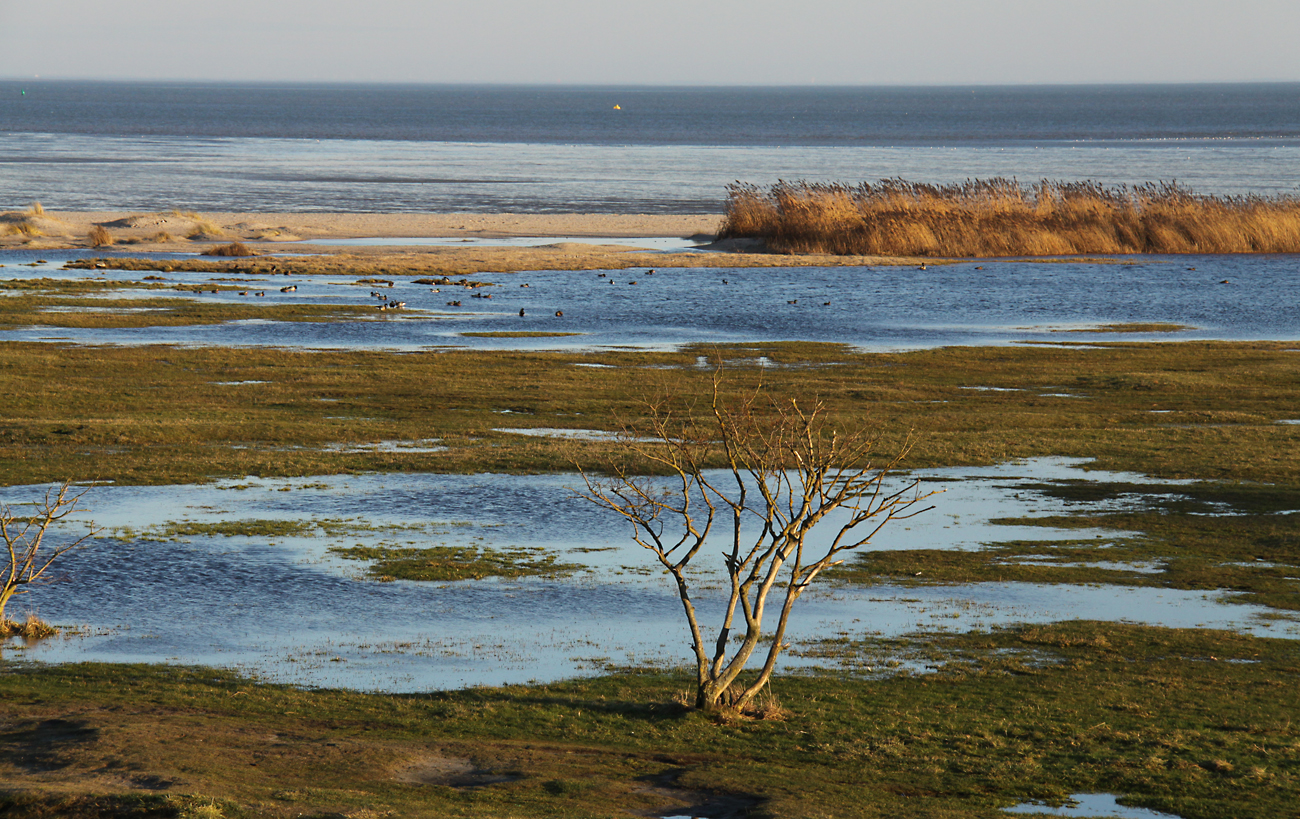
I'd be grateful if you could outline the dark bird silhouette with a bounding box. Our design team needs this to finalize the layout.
[519,308,526,317]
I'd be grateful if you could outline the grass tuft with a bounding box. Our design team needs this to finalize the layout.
[0,613,58,639]
[87,225,114,248]
[720,178,1300,256]
[202,242,257,257]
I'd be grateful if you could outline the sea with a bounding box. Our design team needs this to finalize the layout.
[2,81,1299,213]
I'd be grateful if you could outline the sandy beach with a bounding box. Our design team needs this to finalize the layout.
[0,209,906,271]
[29,211,724,242]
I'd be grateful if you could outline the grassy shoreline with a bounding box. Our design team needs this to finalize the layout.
[720,179,1300,256]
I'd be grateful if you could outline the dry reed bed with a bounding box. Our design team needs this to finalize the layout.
[719,178,1300,256]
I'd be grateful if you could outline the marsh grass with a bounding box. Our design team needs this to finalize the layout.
[330,543,583,581]
[202,242,256,257]
[0,339,1297,487]
[0,613,57,639]
[1,623,1296,818]
[1059,322,1193,333]
[0,294,376,330]
[830,479,1300,612]
[720,178,1300,256]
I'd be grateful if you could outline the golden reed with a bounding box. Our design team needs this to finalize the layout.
[718,178,1300,256]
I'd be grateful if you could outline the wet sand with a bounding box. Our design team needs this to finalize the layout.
[0,209,907,271]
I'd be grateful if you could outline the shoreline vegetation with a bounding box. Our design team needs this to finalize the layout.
[718,178,1300,256]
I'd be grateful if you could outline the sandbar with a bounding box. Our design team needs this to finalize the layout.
[0,210,908,271]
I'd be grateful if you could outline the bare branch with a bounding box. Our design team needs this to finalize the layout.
[1,481,100,626]
[572,376,939,712]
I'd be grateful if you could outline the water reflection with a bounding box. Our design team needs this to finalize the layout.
[4,459,1293,692]
[1004,793,1182,818]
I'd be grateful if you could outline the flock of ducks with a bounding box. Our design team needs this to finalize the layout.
[216,265,885,317]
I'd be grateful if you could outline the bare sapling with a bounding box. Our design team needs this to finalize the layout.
[576,377,937,712]
[1,482,99,636]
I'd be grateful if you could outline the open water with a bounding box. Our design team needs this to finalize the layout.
[3,82,1299,212]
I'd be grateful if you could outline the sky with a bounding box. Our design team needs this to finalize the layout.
[2,0,1298,86]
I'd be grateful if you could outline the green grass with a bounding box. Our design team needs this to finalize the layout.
[0,339,1296,486]
[0,293,377,331]
[330,543,583,581]
[1,623,1296,818]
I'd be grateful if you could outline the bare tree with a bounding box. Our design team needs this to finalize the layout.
[576,378,937,712]
[1,482,99,630]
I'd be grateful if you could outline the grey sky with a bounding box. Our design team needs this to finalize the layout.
[3,0,1298,85]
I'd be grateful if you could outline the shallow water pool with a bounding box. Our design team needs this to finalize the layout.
[4,458,1293,692]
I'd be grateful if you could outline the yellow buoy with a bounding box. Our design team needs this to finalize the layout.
[613,104,621,110]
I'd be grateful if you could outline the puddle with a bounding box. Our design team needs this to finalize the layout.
[494,427,624,441]
[319,439,446,454]
[1005,793,1181,818]
[210,380,270,385]
[4,458,1294,692]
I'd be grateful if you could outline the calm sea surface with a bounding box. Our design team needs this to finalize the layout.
[2,82,1299,212]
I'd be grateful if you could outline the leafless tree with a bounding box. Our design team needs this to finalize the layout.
[576,378,937,712]
[1,482,99,629]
